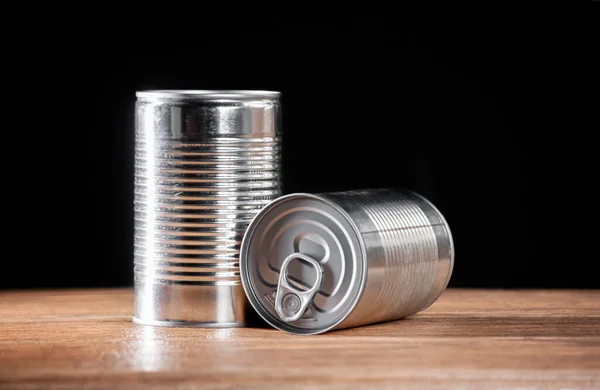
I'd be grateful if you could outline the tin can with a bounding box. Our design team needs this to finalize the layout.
[134,90,281,327]
[240,189,454,334]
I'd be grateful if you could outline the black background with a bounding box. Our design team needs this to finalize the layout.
[4,9,598,289]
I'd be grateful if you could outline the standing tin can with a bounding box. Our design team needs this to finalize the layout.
[134,90,281,327]
[240,189,454,334]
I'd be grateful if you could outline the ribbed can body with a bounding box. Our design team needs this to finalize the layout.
[133,90,281,327]
[324,189,454,330]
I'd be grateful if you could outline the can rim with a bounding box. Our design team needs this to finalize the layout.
[240,192,368,335]
[135,90,281,100]
[409,191,455,309]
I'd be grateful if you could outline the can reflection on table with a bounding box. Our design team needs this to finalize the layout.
[240,189,454,334]
[134,90,281,327]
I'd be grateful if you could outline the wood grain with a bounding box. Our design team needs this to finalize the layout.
[0,289,598,389]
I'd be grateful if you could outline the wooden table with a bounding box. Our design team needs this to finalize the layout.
[0,289,598,389]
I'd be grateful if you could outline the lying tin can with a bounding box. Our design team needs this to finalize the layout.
[240,189,454,334]
[133,90,281,327]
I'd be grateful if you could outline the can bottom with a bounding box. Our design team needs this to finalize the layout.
[131,317,247,328]
[134,280,249,327]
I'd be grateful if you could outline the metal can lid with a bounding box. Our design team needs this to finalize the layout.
[135,90,280,101]
[240,193,367,335]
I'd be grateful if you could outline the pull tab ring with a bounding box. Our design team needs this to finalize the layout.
[275,253,323,323]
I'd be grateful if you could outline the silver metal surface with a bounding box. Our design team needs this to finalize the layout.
[240,189,454,334]
[136,90,281,100]
[134,90,281,327]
